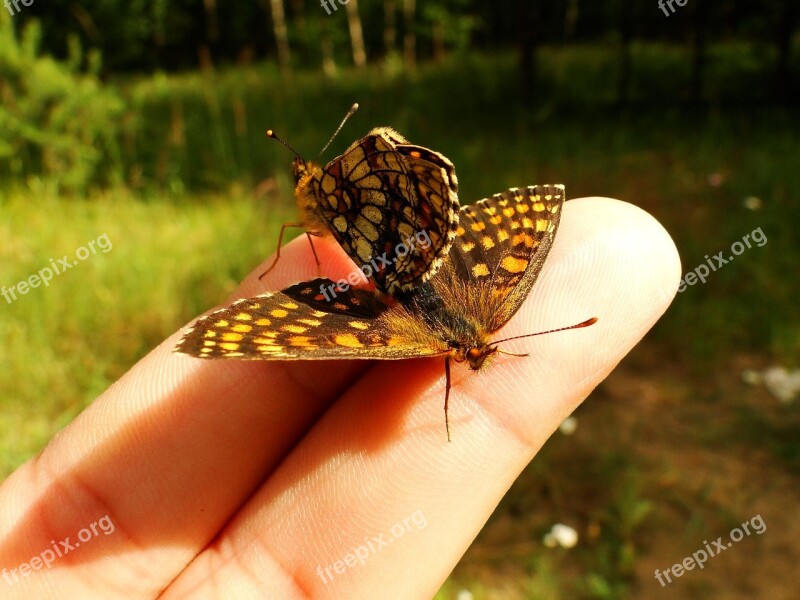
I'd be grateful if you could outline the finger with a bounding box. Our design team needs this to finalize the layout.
[0,233,372,598]
[160,198,681,598]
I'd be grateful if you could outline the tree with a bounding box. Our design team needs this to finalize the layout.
[403,0,416,70]
[384,0,397,56]
[690,0,708,105]
[421,0,476,62]
[565,0,579,40]
[773,0,799,103]
[321,21,338,78]
[516,0,538,101]
[265,0,291,74]
[345,0,367,68]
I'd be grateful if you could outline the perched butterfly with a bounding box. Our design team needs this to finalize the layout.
[265,110,460,295]
[176,184,596,440]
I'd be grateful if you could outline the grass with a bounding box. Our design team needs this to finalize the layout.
[0,185,293,475]
[2,42,799,598]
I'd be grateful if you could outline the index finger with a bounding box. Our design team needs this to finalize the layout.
[0,233,373,597]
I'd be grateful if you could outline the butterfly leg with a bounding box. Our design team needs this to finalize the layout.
[305,231,324,277]
[259,222,306,280]
[444,355,452,442]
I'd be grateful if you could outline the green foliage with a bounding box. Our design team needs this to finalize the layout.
[577,456,654,599]
[0,186,291,476]
[2,43,797,475]
[0,13,124,192]
[11,0,796,80]
[1,42,797,597]
[421,0,480,54]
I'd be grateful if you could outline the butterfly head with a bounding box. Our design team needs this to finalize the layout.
[448,327,497,370]
[453,317,600,371]
[461,343,498,371]
[292,156,315,185]
[291,158,327,227]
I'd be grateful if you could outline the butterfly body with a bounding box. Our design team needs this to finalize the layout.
[289,156,326,233]
[395,279,499,370]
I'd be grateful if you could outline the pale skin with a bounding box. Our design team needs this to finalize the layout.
[0,198,680,598]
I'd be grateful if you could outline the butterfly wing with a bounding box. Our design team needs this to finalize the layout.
[304,128,459,295]
[428,184,565,333]
[175,278,447,360]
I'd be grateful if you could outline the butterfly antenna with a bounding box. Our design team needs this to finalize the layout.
[496,349,529,358]
[265,129,303,160]
[492,317,598,346]
[319,103,359,158]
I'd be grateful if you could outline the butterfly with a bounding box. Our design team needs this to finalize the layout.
[175,184,596,440]
[265,121,460,296]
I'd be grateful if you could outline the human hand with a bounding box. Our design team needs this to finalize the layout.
[0,197,679,598]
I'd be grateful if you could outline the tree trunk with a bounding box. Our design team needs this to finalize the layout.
[384,0,397,56]
[690,0,708,105]
[267,0,291,74]
[517,0,538,102]
[775,0,799,104]
[203,0,218,43]
[616,0,633,107]
[432,20,445,62]
[565,0,579,40]
[200,0,218,69]
[346,0,367,68]
[290,0,307,34]
[321,28,337,78]
[403,0,416,71]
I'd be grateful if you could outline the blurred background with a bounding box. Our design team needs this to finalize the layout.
[1,1,797,598]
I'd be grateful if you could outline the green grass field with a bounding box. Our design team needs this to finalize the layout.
[0,187,294,473]
[2,44,798,598]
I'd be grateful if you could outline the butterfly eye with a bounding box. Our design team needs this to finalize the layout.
[466,347,482,362]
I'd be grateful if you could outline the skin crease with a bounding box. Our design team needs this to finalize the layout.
[0,198,680,599]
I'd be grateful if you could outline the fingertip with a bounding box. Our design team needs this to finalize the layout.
[468,197,681,444]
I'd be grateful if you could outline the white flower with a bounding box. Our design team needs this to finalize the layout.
[559,416,578,435]
[742,196,762,210]
[543,524,579,549]
[762,366,800,404]
[741,369,762,385]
